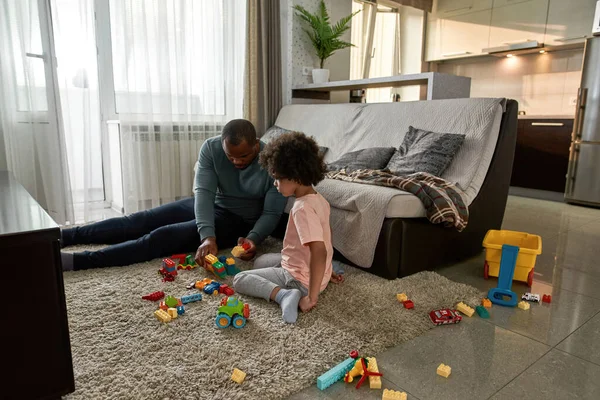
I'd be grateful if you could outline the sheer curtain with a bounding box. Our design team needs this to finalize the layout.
[0,0,74,224]
[109,0,246,213]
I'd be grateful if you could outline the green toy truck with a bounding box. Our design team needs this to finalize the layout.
[215,296,250,329]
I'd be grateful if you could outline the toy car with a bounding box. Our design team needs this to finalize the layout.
[429,309,462,326]
[215,296,250,329]
[219,284,235,296]
[521,292,540,303]
[203,281,222,295]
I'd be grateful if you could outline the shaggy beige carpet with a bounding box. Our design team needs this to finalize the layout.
[62,237,482,400]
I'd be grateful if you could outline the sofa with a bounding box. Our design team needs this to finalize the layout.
[271,98,518,280]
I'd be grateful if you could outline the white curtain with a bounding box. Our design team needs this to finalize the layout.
[109,0,246,213]
[0,0,74,224]
[50,0,104,223]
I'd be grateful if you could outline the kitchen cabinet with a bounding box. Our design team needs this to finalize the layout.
[544,0,597,46]
[510,118,573,192]
[441,10,493,59]
[435,0,493,17]
[488,0,549,48]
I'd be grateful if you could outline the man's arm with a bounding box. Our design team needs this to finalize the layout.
[246,183,286,245]
[194,141,218,241]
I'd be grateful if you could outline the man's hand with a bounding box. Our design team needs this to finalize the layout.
[195,237,218,267]
[299,296,317,313]
[330,271,344,284]
[236,237,256,261]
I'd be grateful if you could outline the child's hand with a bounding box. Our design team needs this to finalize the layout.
[330,271,344,284]
[299,296,317,313]
[236,237,256,261]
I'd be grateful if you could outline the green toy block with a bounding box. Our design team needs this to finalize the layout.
[165,295,179,308]
[476,305,490,319]
[213,261,227,278]
[185,255,195,266]
[317,357,355,390]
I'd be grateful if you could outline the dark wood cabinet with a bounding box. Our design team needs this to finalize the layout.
[510,118,573,193]
[0,171,75,399]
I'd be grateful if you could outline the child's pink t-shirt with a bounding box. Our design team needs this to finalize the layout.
[281,192,333,292]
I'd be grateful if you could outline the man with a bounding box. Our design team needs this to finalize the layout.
[60,119,286,270]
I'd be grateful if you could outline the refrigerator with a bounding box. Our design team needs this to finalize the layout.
[565,36,600,207]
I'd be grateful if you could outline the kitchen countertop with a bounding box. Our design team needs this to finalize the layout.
[517,114,574,120]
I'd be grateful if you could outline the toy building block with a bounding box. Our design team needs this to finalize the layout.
[205,254,219,264]
[382,389,407,400]
[185,254,195,265]
[476,305,490,319]
[181,293,202,304]
[176,305,185,315]
[167,307,178,319]
[396,293,408,302]
[220,256,239,275]
[542,294,552,303]
[231,368,246,384]
[456,302,475,317]
[170,253,187,264]
[219,284,235,296]
[482,298,492,308]
[403,300,414,309]
[226,257,236,266]
[165,295,179,308]
[162,258,177,275]
[142,291,165,301]
[159,301,168,311]
[366,357,382,389]
[518,300,530,310]
[231,245,246,258]
[154,309,172,323]
[437,363,451,378]
[316,358,355,390]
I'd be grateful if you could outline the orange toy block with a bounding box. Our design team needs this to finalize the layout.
[382,389,407,400]
[154,309,172,323]
[226,257,236,265]
[456,302,474,317]
[437,363,451,378]
[366,357,382,389]
[396,293,408,303]
[482,298,492,308]
[231,368,246,384]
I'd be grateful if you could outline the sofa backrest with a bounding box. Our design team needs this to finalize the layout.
[273,98,505,203]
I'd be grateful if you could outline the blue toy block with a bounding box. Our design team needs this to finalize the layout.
[218,256,227,264]
[316,357,355,390]
[181,293,202,304]
[488,244,520,307]
[225,263,239,276]
[177,305,185,315]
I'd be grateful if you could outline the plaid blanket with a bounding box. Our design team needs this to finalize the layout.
[325,169,469,231]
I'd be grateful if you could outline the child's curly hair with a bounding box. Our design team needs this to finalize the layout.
[259,131,327,186]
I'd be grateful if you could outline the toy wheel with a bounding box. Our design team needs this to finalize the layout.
[243,303,250,318]
[484,261,489,279]
[527,269,534,287]
[216,313,231,329]
[232,315,247,329]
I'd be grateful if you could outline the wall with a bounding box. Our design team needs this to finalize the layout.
[398,5,424,102]
[0,128,6,170]
[437,49,583,117]
[282,0,353,104]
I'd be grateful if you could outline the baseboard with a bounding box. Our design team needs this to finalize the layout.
[509,187,565,203]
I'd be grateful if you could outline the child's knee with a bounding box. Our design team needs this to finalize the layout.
[232,271,246,289]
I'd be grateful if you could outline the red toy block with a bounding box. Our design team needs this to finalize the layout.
[170,253,187,264]
[403,300,414,309]
[162,273,175,282]
[350,350,359,359]
[242,242,251,251]
[219,284,235,296]
[542,294,552,303]
[142,291,165,301]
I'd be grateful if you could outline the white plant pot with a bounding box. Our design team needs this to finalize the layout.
[312,68,330,84]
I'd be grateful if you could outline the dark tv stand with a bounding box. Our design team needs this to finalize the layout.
[0,171,75,399]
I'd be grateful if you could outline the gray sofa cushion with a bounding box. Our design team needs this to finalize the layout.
[386,126,465,177]
[328,147,396,172]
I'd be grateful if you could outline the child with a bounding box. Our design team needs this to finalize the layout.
[233,132,340,323]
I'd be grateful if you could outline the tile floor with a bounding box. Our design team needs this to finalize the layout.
[288,195,600,400]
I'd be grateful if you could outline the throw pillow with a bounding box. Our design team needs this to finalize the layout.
[328,147,396,172]
[386,126,465,177]
[262,125,328,156]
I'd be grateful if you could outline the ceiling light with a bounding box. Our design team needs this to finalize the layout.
[506,54,514,58]
[539,50,546,54]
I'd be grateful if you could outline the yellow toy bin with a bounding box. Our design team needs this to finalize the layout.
[482,230,542,287]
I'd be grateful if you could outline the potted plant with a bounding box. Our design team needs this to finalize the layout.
[293,0,359,84]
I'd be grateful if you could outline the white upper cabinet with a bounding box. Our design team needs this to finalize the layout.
[544,0,597,46]
[488,0,549,48]
[436,0,493,17]
[441,10,493,59]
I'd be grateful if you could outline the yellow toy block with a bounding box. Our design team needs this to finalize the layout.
[366,357,381,389]
[154,309,172,323]
[167,307,178,319]
[396,293,408,303]
[231,245,246,257]
[518,301,530,310]
[382,389,407,400]
[482,298,492,308]
[204,254,218,264]
[231,368,246,384]
[437,363,451,378]
[456,302,474,317]
[226,257,236,265]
